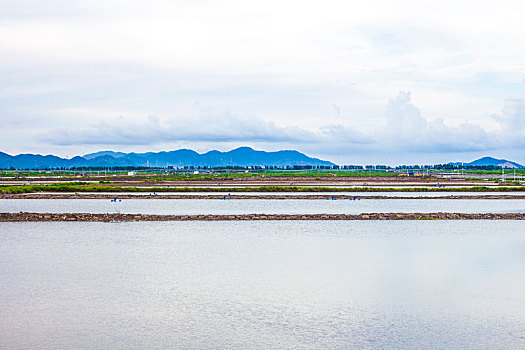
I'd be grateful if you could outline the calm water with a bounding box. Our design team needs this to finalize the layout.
[30,191,525,197]
[1,221,524,349]
[1,198,524,215]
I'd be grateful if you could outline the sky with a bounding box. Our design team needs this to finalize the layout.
[1,0,525,165]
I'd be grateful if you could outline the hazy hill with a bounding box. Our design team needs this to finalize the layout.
[451,156,523,168]
[83,151,127,159]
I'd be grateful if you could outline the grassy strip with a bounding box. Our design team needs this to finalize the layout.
[2,183,525,194]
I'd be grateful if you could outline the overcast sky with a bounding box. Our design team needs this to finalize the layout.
[1,0,525,164]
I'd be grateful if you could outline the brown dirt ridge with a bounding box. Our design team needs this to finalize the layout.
[3,193,525,200]
[2,212,524,222]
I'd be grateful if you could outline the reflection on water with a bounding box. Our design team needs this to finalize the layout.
[1,198,524,215]
[1,221,524,349]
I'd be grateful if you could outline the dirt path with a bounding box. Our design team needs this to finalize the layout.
[3,193,525,200]
[2,212,524,222]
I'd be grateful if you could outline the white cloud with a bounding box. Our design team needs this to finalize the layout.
[494,95,525,147]
[37,92,512,154]
[39,110,316,146]
[379,91,495,153]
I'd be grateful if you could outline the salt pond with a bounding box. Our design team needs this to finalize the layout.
[25,191,525,197]
[1,198,524,215]
[1,220,524,349]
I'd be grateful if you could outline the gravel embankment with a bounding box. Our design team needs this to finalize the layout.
[2,212,524,222]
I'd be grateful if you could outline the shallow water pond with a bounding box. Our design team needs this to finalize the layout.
[1,220,524,349]
[1,198,524,215]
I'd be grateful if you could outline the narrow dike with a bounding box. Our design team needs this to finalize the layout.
[1,212,524,222]
[3,194,525,200]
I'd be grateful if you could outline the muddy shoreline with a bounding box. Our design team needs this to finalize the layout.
[2,212,524,222]
[3,193,525,200]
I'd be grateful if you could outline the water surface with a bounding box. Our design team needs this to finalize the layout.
[28,191,525,197]
[2,198,524,215]
[1,221,524,349]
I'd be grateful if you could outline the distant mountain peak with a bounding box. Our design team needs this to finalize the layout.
[83,150,127,160]
[452,156,523,168]
[232,146,254,151]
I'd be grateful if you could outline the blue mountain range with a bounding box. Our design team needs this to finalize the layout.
[0,147,335,169]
